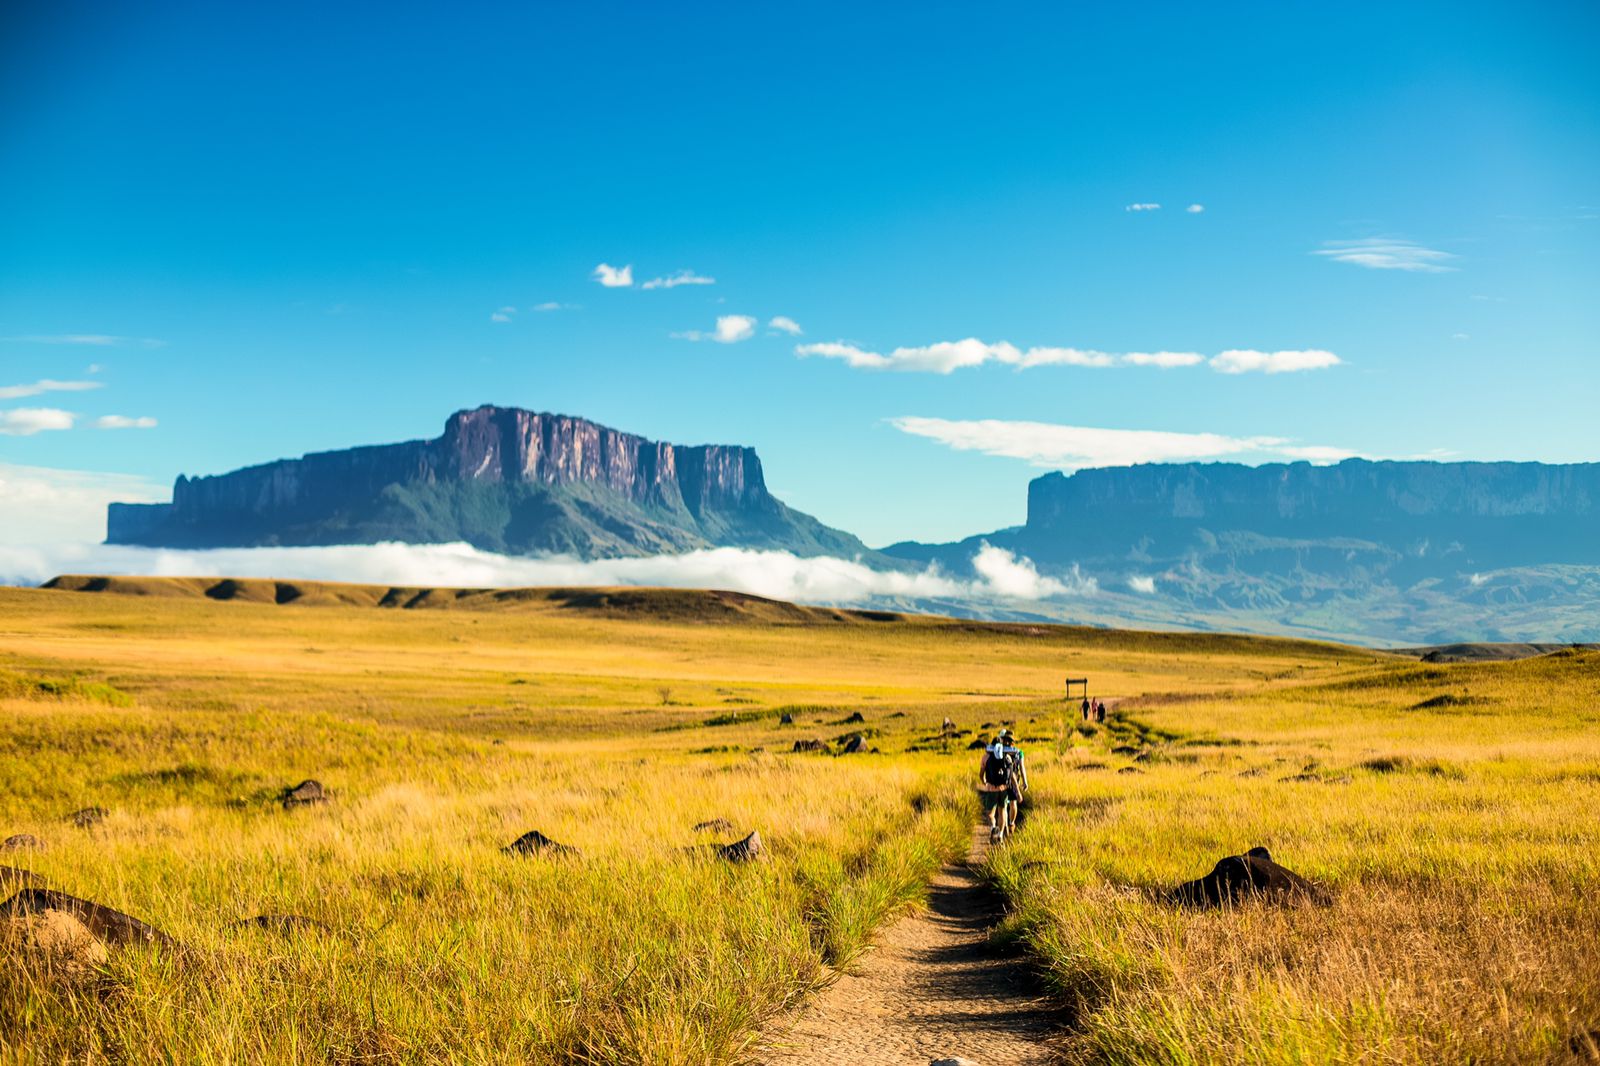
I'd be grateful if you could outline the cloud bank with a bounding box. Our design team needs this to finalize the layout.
[795,338,1339,375]
[0,463,167,542]
[889,417,1360,469]
[0,540,1088,608]
[0,379,104,400]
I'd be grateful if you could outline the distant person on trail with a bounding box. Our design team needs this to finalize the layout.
[1081,696,1091,721]
[996,728,1029,829]
[979,734,1019,843]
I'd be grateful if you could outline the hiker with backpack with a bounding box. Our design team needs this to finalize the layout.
[978,733,1021,843]
[995,728,1029,829]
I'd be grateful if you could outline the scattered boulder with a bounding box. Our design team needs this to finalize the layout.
[228,913,331,935]
[502,830,578,857]
[8,907,109,969]
[1073,762,1107,771]
[0,888,174,949]
[693,818,734,833]
[965,738,988,750]
[0,866,42,891]
[1,834,41,851]
[778,712,795,725]
[715,831,764,863]
[791,738,827,753]
[1170,847,1327,908]
[1110,745,1139,756]
[66,807,108,829]
[1117,766,1143,775]
[839,733,867,754]
[841,711,866,723]
[280,780,330,810]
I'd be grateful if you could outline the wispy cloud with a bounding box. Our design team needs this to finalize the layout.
[0,408,76,436]
[1,334,163,347]
[0,379,104,400]
[1186,204,1205,214]
[94,415,158,430]
[889,416,1360,470]
[1314,238,1456,272]
[795,338,1334,375]
[674,314,757,344]
[1125,203,1161,212]
[768,316,803,336]
[0,540,1085,605]
[641,269,715,290]
[592,263,634,288]
[489,306,517,323]
[1209,349,1342,374]
[532,301,577,312]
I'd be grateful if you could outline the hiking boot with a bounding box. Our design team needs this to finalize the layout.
[989,825,1001,844]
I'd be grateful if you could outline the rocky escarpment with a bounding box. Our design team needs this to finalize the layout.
[107,406,869,559]
[883,458,1600,643]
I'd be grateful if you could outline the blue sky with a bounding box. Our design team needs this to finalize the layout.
[2,0,1597,547]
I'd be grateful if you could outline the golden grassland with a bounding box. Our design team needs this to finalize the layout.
[1,580,1597,1063]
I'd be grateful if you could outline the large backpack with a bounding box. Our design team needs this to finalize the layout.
[982,749,1015,788]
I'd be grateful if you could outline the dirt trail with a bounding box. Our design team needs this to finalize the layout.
[754,825,1064,1066]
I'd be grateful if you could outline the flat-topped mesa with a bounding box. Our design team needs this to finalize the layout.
[107,406,866,560]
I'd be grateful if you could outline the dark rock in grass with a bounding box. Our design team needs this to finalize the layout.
[791,738,827,753]
[841,711,866,723]
[229,913,331,935]
[502,829,578,857]
[1117,766,1143,775]
[66,807,108,829]
[839,733,866,754]
[1170,847,1328,908]
[1110,745,1139,756]
[693,818,734,833]
[1,834,41,851]
[280,780,330,810]
[887,711,907,718]
[715,831,765,863]
[1073,762,1107,771]
[778,712,795,725]
[0,888,174,948]
[0,866,42,890]
[966,738,988,750]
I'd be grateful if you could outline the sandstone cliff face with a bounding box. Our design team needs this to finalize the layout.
[166,406,765,520]
[108,406,863,559]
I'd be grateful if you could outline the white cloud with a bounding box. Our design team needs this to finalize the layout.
[1314,238,1456,273]
[592,263,634,288]
[769,316,803,336]
[0,463,167,543]
[1209,349,1342,374]
[1121,351,1206,368]
[641,269,715,290]
[1186,204,1205,214]
[490,306,516,323]
[1128,575,1157,594]
[1451,332,1470,341]
[94,415,158,430]
[674,314,758,344]
[0,379,104,400]
[0,540,1082,605]
[795,339,1322,375]
[0,408,75,436]
[532,302,576,312]
[889,416,1360,470]
[1125,203,1162,212]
